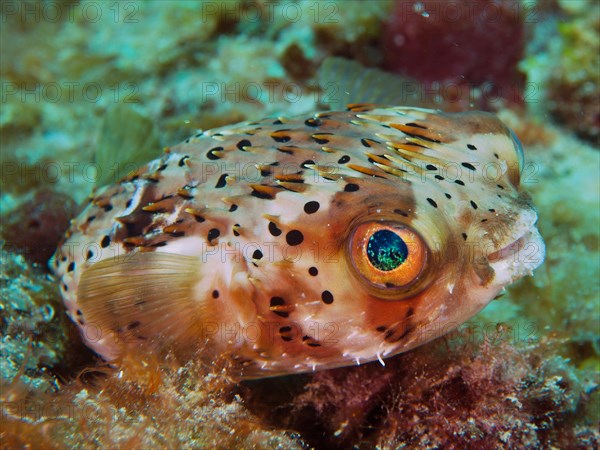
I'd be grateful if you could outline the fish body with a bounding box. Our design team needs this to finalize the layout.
[52,105,545,378]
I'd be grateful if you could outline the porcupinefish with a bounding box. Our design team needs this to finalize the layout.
[51,104,545,379]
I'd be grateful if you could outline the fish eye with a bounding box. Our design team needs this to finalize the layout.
[349,222,427,290]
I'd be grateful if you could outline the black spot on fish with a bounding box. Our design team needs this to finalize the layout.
[467,144,477,150]
[321,290,334,304]
[271,130,291,143]
[101,235,110,248]
[215,174,228,189]
[237,139,251,150]
[311,134,332,145]
[426,164,437,171]
[286,230,304,246]
[308,266,318,276]
[462,233,468,240]
[212,290,219,299]
[435,175,444,181]
[304,201,320,214]
[207,228,220,242]
[178,156,189,167]
[229,204,238,212]
[405,122,427,129]
[360,138,371,148]
[86,250,94,260]
[301,160,315,169]
[252,249,263,260]
[470,200,478,210]
[67,262,75,272]
[427,198,438,208]
[455,180,465,186]
[338,155,350,164]
[270,296,288,318]
[251,188,275,200]
[344,183,359,192]
[103,204,113,212]
[269,222,282,236]
[445,193,452,199]
[399,130,440,143]
[462,162,477,171]
[207,147,223,160]
[304,118,321,127]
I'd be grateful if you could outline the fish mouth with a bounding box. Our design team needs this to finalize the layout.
[487,227,545,285]
[487,233,530,263]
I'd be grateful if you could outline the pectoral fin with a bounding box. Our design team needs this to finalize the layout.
[78,252,207,358]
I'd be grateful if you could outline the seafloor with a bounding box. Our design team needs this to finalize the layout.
[1,1,599,449]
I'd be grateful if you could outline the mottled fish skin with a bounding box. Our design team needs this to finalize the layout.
[51,105,545,379]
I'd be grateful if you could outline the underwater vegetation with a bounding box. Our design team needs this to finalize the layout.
[382,0,526,109]
[1,0,599,448]
[545,1,600,143]
[520,0,600,143]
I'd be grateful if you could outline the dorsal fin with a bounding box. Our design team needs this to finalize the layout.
[94,104,162,188]
[315,57,421,110]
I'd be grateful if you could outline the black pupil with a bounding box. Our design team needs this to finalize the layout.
[366,229,408,271]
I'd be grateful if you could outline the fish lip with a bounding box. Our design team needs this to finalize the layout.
[487,233,530,263]
[487,227,545,282]
[486,204,543,266]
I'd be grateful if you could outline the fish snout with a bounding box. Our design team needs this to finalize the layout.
[485,207,545,285]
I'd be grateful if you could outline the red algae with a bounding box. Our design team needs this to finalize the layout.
[382,0,526,109]
[242,336,598,449]
[1,189,79,265]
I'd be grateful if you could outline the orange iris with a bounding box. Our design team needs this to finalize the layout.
[350,222,426,288]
